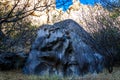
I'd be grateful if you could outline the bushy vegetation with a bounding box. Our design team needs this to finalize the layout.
[0,0,50,52]
[0,19,37,52]
[91,11,120,65]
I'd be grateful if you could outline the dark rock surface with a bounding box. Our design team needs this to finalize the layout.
[23,19,105,76]
[0,52,27,70]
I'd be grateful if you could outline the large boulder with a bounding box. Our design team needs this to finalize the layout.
[23,19,105,76]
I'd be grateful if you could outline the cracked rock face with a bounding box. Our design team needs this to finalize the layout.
[23,19,105,76]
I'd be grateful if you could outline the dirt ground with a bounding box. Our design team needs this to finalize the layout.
[0,67,120,80]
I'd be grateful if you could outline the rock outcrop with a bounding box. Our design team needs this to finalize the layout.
[23,19,105,76]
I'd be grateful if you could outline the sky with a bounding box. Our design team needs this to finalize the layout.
[80,0,96,5]
[56,0,119,11]
[56,0,101,11]
[56,0,73,11]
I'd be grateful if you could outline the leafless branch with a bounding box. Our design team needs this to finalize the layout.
[0,0,53,24]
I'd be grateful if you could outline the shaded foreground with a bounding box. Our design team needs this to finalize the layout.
[0,67,120,80]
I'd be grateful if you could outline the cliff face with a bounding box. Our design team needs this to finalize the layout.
[1,0,119,32]
[28,1,119,32]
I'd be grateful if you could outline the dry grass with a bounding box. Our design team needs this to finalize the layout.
[0,67,120,80]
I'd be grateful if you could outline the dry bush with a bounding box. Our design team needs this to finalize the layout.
[0,19,37,53]
[92,16,120,65]
[0,0,55,52]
